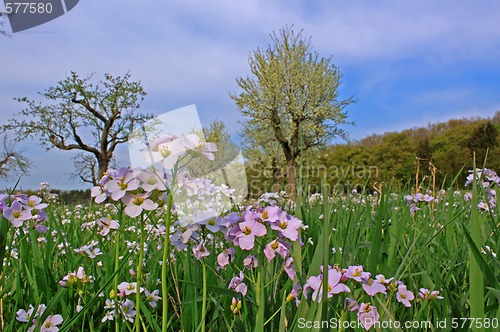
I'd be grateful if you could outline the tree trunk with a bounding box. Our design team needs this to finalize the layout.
[272,157,284,193]
[97,156,109,184]
[286,157,296,199]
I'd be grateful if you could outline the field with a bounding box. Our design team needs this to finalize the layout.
[1,166,500,332]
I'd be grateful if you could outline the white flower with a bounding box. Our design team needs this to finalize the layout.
[96,217,120,236]
[117,282,144,296]
[145,289,162,308]
[102,311,114,323]
[119,300,136,323]
[39,314,63,332]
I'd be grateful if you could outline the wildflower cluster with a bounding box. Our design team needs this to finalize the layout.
[16,304,63,332]
[404,192,435,215]
[215,205,304,297]
[302,265,443,331]
[101,282,161,323]
[464,168,498,212]
[91,132,234,223]
[91,167,160,218]
[59,266,92,288]
[256,191,295,211]
[1,193,48,230]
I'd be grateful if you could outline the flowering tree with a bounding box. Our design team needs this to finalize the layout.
[232,26,353,197]
[2,71,149,184]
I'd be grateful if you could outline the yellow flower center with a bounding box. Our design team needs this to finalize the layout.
[262,211,268,219]
[12,211,21,218]
[133,197,145,206]
[242,226,252,235]
[160,147,172,158]
[279,221,287,229]
[271,240,279,250]
[68,275,78,284]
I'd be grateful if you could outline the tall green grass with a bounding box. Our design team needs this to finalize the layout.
[1,168,499,331]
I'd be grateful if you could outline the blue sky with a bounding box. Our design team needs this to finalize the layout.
[1,0,500,190]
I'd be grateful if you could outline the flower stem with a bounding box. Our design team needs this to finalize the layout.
[135,212,145,332]
[201,261,207,332]
[162,192,173,332]
[113,206,123,332]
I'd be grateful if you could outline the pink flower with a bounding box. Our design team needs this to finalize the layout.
[217,248,235,268]
[20,195,47,211]
[40,314,63,332]
[361,278,387,296]
[286,283,302,307]
[419,288,443,300]
[193,241,210,261]
[375,274,393,284]
[96,217,120,236]
[270,212,302,241]
[91,186,108,203]
[122,193,158,218]
[106,171,138,201]
[183,133,218,161]
[263,239,289,261]
[283,257,296,280]
[243,255,259,269]
[117,282,144,296]
[59,266,89,287]
[170,224,199,250]
[229,271,247,296]
[260,206,282,223]
[344,298,359,312]
[145,136,186,169]
[3,201,32,228]
[119,299,136,323]
[344,265,370,282]
[145,289,162,308]
[137,170,167,192]
[202,217,225,233]
[396,283,415,307]
[304,266,350,302]
[357,303,380,331]
[236,220,267,250]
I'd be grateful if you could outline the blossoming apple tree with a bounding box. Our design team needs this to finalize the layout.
[232,25,353,198]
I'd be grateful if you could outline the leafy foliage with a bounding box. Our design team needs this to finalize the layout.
[233,26,353,198]
[294,113,500,194]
